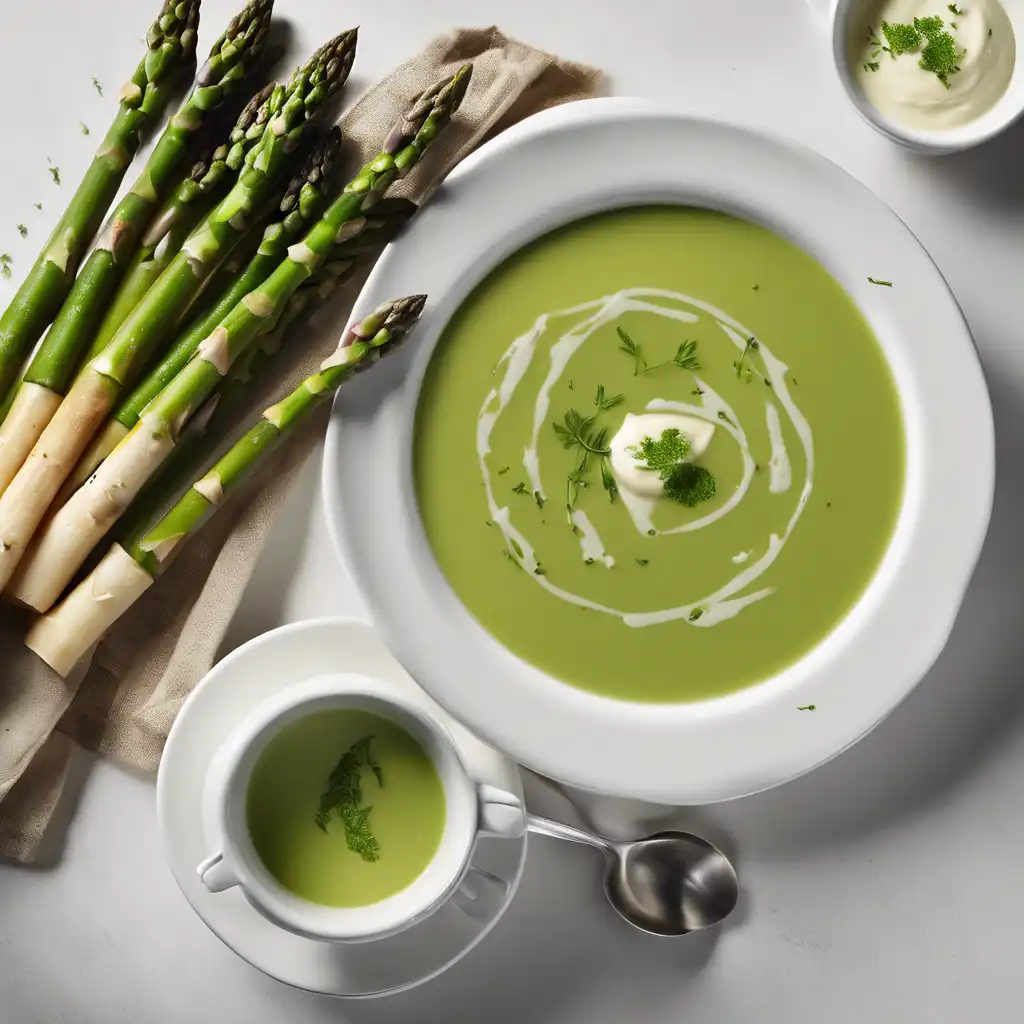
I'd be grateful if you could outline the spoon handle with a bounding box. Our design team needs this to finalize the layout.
[526,813,613,853]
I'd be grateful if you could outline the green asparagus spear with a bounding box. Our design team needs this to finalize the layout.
[24,296,426,678]
[0,0,201,401]
[84,82,277,364]
[12,66,468,611]
[0,31,357,596]
[62,127,343,495]
[119,199,417,537]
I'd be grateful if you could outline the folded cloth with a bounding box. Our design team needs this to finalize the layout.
[0,26,601,862]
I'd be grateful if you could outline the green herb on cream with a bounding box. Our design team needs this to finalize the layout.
[867,277,892,286]
[1,254,11,279]
[16,225,26,238]
[315,736,383,863]
[92,75,103,96]
[629,429,717,508]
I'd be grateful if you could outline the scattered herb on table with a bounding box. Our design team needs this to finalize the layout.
[948,4,963,15]
[80,122,90,136]
[47,161,60,186]
[315,736,383,863]
[0,254,11,280]
[797,704,817,711]
[16,225,26,238]
[867,277,892,287]
[92,75,103,96]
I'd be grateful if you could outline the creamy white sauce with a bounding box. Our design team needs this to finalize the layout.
[765,402,792,494]
[609,412,716,499]
[571,510,615,567]
[475,288,815,629]
[855,0,1015,131]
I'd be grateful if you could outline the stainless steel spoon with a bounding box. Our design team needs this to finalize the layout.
[527,814,739,936]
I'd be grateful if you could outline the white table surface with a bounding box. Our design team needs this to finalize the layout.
[3,1,1024,1020]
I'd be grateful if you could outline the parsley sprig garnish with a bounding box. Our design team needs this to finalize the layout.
[616,327,701,376]
[315,736,383,863]
[553,399,618,520]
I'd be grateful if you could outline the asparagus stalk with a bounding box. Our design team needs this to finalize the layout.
[120,199,417,533]
[0,0,201,403]
[25,296,426,677]
[84,82,277,365]
[9,68,469,611]
[0,32,357,596]
[65,127,343,490]
[0,1,274,499]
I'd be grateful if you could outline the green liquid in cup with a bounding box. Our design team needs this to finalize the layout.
[246,709,446,908]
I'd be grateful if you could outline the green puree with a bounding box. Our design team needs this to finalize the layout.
[246,709,446,907]
[414,206,905,703]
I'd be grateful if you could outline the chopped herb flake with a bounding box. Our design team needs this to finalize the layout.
[688,607,704,622]
[868,277,892,287]
[635,558,650,566]
[16,225,26,238]
[511,481,528,495]
[80,122,90,136]
[0,254,11,280]
[92,75,103,96]
[48,162,60,186]
[497,465,510,475]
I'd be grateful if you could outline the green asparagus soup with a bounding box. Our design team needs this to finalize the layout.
[246,709,446,907]
[414,206,905,703]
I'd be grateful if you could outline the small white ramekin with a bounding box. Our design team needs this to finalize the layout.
[830,0,1024,153]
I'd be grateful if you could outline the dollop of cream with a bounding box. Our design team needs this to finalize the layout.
[854,0,1015,131]
[609,412,716,499]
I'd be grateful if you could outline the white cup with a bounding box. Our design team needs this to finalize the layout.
[197,674,525,943]
[828,0,1024,153]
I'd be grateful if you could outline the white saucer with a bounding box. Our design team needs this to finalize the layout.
[156,618,527,999]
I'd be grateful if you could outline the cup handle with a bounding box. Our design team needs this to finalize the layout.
[197,852,240,893]
[476,782,526,839]
[452,867,509,922]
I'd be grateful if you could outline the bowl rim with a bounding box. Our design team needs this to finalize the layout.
[323,97,994,803]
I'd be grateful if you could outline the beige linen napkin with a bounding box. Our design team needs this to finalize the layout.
[0,27,601,863]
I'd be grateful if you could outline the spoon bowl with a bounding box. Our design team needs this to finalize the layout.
[527,814,738,936]
[605,830,739,936]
